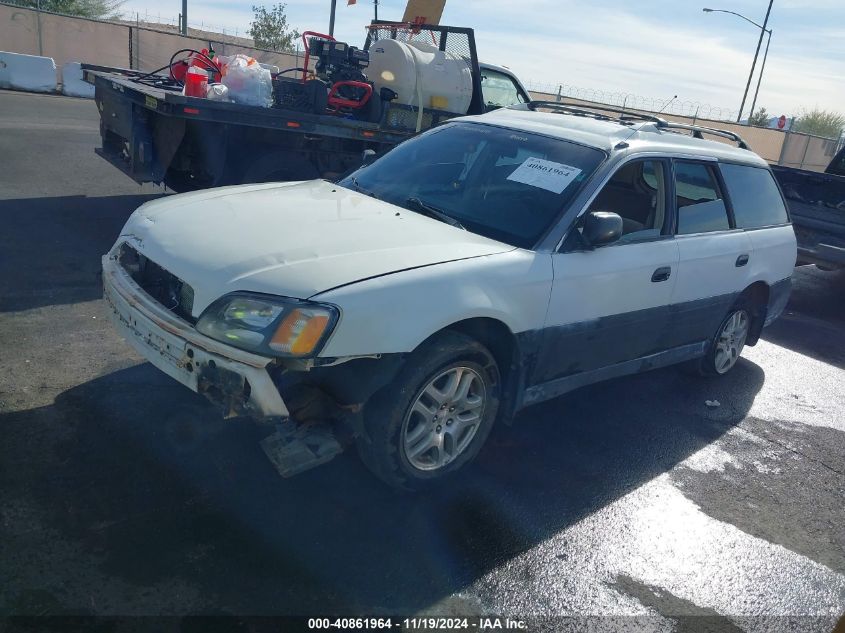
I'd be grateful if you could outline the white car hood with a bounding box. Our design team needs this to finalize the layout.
[116,180,513,315]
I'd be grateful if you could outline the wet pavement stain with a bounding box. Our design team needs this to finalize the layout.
[671,417,845,575]
[611,574,744,632]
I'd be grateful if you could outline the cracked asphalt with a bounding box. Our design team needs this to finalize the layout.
[1,90,844,631]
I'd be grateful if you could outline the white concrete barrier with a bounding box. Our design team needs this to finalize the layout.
[0,51,57,93]
[61,61,94,98]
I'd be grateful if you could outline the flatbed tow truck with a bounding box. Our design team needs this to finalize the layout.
[83,22,530,191]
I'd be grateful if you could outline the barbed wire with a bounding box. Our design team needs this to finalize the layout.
[525,80,740,122]
[118,8,250,39]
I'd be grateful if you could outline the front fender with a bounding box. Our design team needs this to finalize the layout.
[313,250,553,358]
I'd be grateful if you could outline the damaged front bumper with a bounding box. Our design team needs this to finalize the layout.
[102,255,289,419]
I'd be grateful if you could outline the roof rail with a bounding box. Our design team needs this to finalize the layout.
[656,121,751,150]
[518,100,752,150]
[521,101,667,126]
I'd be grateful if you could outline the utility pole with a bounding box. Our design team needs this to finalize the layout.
[181,0,188,35]
[35,0,43,56]
[374,0,379,21]
[329,0,337,36]
[748,29,773,124]
[736,0,773,122]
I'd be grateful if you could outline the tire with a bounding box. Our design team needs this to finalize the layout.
[694,302,752,377]
[356,331,501,491]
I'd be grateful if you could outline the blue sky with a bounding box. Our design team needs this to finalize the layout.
[121,0,844,119]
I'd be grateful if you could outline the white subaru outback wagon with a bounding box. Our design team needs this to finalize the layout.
[103,103,796,489]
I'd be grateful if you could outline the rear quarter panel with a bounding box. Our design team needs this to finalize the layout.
[745,224,796,325]
[745,225,797,285]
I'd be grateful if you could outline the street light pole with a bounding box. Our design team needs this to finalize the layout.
[329,0,337,36]
[703,3,774,123]
[737,0,773,122]
[748,28,772,125]
[181,0,188,35]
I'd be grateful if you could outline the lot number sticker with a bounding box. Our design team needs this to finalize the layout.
[507,157,582,194]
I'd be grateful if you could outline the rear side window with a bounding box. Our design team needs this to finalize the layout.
[720,164,789,228]
[674,162,730,234]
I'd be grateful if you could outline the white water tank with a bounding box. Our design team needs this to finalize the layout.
[366,39,473,114]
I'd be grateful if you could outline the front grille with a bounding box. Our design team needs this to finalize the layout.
[117,243,196,322]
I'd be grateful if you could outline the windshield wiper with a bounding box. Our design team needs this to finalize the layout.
[405,197,465,230]
[348,176,378,199]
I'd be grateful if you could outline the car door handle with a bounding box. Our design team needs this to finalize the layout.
[651,266,672,282]
[736,254,750,267]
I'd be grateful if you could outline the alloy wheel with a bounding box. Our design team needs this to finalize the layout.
[401,366,487,471]
[714,309,749,374]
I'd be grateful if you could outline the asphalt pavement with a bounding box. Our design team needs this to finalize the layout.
[1,90,844,631]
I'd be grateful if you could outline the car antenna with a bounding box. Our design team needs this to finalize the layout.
[617,95,677,148]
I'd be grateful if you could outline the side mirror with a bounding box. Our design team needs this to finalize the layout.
[583,211,623,247]
[361,149,376,166]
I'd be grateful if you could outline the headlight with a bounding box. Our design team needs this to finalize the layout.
[196,293,338,358]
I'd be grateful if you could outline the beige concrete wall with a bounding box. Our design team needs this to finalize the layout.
[0,4,304,78]
[135,29,208,71]
[0,4,42,57]
[38,10,129,68]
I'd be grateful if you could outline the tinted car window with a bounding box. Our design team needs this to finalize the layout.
[675,162,730,234]
[339,122,605,248]
[720,163,789,228]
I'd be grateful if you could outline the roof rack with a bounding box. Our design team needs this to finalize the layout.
[657,121,750,150]
[518,100,751,150]
[522,101,667,126]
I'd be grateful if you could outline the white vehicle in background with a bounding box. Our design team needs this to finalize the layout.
[102,102,796,490]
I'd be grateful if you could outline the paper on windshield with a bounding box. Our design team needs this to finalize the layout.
[506,157,582,194]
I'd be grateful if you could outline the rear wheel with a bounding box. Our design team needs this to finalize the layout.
[357,332,500,490]
[697,305,751,376]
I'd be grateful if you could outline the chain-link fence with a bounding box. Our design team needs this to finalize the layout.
[526,80,740,122]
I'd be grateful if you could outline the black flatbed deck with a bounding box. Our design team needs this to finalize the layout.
[82,65,417,146]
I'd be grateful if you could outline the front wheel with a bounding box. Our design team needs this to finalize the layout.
[357,332,500,490]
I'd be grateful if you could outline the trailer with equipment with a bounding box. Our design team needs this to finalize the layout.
[84,22,530,191]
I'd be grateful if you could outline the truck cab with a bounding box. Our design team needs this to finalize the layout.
[478,62,531,110]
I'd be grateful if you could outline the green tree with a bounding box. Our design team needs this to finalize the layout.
[792,108,845,139]
[748,107,770,127]
[25,0,124,19]
[249,4,300,52]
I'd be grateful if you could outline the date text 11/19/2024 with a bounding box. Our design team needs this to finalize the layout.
[307,617,528,630]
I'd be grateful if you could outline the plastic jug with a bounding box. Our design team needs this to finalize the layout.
[184,66,208,98]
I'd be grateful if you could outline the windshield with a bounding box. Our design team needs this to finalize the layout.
[338,122,606,248]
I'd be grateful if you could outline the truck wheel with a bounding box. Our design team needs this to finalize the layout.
[694,303,751,377]
[357,332,500,491]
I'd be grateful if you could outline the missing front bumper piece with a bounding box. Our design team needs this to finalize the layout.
[260,419,344,477]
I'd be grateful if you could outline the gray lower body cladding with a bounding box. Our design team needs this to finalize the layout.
[515,278,791,410]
